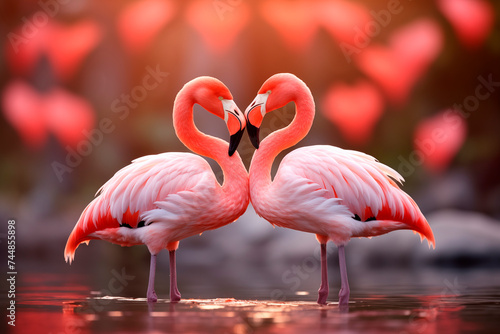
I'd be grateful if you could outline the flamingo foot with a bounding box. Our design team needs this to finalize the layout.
[317,287,328,305]
[170,288,181,302]
[338,286,350,307]
[147,289,158,303]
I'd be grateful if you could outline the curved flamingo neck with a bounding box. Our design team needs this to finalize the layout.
[249,85,315,189]
[173,90,247,192]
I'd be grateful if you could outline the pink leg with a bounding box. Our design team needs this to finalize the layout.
[317,243,329,305]
[147,254,158,303]
[169,250,181,302]
[338,245,350,307]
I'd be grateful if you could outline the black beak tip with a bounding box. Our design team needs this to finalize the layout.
[251,137,260,149]
[228,129,244,156]
[247,123,260,149]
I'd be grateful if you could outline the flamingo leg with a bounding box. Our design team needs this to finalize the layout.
[147,254,158,303]
[169,249,181,302]
[338,244,350,307]
[317,243,329,305]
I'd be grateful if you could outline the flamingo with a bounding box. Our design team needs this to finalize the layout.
[245,73,435,306]
[64,77,249,302]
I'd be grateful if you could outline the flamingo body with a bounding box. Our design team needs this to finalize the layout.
[65,152,247,261]
[252,145,433,246]
[65,77,248,302]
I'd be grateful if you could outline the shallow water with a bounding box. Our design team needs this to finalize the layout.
[9,273,500,334]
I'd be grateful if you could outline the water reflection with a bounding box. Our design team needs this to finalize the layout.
[14,284,500,334]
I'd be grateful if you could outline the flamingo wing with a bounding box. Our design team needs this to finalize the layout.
[272,145,435,247]
[64,152,217,262]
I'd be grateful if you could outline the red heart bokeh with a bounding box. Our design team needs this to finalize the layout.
[321,80,384,146]
[2,81,47,149]
[117,0,176,54]
[185,0,250,55]
[355,19,443,106]
[260,0,318,52]
[6,17,101,82]
[438,0,494,48]
[2,81,95,150]
[414,109,467,173]
[315,0,371,46]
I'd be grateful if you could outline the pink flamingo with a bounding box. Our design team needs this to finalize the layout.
[245,73,435,306]
[65,77,249,302]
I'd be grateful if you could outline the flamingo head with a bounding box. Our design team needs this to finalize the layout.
[190,77,246,156]
[245,73,306,148]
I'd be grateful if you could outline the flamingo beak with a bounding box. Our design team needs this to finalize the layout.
[229,128,244,156]
[223,99,246,156]
[246,106,262,149]
[245,93,269,149]
[247,125,260,149]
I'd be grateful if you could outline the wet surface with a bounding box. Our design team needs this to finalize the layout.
[10,273,500,334]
